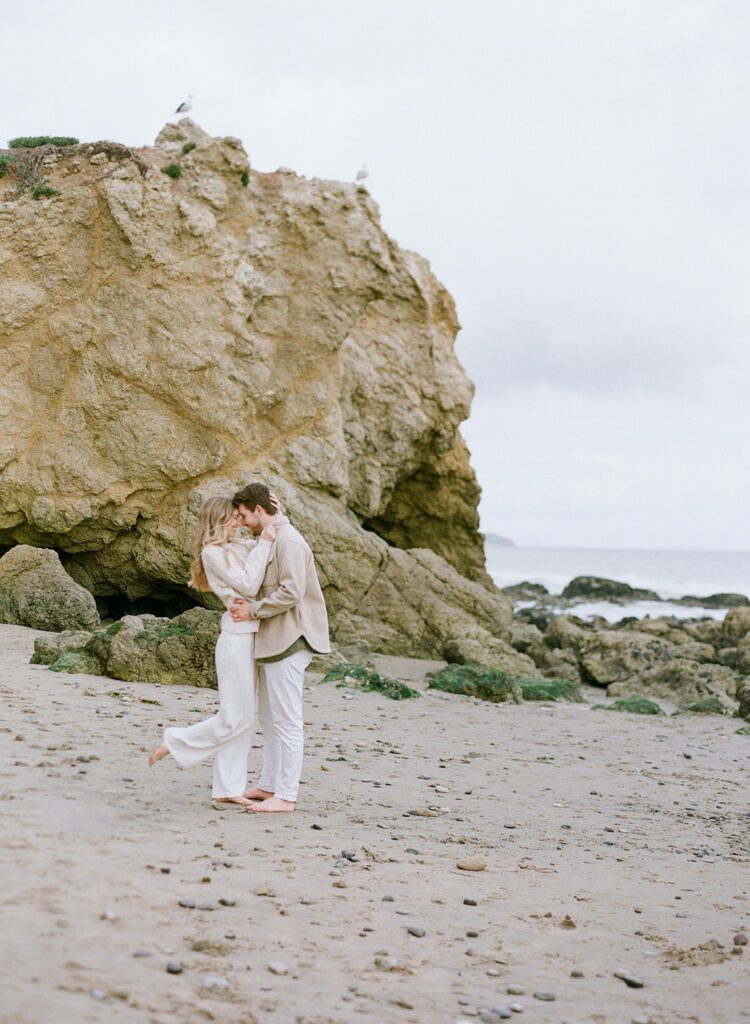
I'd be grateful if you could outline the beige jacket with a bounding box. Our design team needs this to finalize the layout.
[250,516,331,659]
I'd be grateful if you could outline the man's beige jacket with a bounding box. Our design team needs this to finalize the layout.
[250,516,331,660]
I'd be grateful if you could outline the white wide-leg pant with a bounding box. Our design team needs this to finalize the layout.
[256,647,313,803]
[164,626,256,798]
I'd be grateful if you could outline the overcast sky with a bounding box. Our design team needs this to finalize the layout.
[4,1,749,549]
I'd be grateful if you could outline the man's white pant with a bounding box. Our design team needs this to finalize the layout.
[256,647,312,803]
[164,626,255,798]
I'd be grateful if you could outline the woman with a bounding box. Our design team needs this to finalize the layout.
[148,496,276,808]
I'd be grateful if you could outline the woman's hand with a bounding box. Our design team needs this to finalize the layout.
[230,598,255,622]
[269,490,283,514]
[261,523,277,542]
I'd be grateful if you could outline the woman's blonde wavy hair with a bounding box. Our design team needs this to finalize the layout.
[188,497,237,592]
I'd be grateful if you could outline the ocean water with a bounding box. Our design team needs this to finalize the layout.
[485,544,750,621]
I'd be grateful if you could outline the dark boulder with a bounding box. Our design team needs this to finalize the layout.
[561,576,660,602]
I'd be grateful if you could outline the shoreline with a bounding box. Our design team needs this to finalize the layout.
[2,624,748,1023]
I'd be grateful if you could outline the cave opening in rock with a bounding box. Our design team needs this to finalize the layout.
[93,591,197,622]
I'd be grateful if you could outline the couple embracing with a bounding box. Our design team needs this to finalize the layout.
[149,482,330,813]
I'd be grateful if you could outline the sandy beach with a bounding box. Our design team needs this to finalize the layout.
[1,623,749,1024]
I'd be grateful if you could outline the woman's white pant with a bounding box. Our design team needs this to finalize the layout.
[256,647,312,803]
[164,628,255,798]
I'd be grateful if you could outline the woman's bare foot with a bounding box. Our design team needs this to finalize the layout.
[243,787,274,801]
[248,796,295,813]
[148,743,169,767]
[212,795,255,809]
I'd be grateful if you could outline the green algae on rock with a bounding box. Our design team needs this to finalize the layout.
[517,677,585,703]
[31,629,96,665]
[321,663,420,700]
[593,697,664,715]
[674,696,727,715]
[427,663,523,704]
[36,607,221,687]
[48,650,102,675]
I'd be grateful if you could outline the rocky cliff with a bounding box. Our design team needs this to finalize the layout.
[0,122,528,669]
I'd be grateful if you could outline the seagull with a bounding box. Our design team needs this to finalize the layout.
[355,164,368,184]
[175,94,193,114]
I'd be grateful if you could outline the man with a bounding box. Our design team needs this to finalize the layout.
[230,482,330,813]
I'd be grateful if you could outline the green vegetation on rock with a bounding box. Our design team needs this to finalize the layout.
[241,170,250,187]
[517,677,585,702]
[31,181,59,199]
[182,141,196,155]
[8,136,79,148]
[48,650,102,675]
[161,163,182,179]
[31,630,95,666]
[674,696,726,715]
[32,607,221,687]
[134,620,195,644]
[427,663,523,703]
[322,663,420,700]
[0,156,8,177]
[593,697,664,715]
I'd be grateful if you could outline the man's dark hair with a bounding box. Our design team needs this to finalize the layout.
[232,482,276,514]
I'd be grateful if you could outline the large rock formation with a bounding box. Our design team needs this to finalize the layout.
[0,122,527,669]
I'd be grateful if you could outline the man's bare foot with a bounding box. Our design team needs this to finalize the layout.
[212,796,255,809]
[243,787,274,801]
[148,743,169,767]
[248,796,295,813]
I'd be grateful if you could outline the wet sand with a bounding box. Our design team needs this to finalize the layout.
[1,623,748,1024]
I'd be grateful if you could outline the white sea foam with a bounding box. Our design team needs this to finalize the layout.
[549,600,727,623]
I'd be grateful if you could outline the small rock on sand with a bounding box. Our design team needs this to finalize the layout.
[201,974,230,991]
[457,856,487,871]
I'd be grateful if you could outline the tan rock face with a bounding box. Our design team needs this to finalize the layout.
[0,122,514,661]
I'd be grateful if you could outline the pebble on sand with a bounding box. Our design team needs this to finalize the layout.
[201,974,230,991]
[268,960,288,975]
[166,960,184,974]
[533,991,556,1001]
[457,856,488,871]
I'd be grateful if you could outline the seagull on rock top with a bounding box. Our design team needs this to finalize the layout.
[175,94,193,114]
[355,164,368,184]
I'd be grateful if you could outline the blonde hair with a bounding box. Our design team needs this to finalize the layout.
[188,497,237,591]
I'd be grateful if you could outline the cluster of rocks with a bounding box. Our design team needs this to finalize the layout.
[32,607,222,687]
[510,602,750,714]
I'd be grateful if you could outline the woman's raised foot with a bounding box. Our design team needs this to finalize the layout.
[148,743,169,767]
